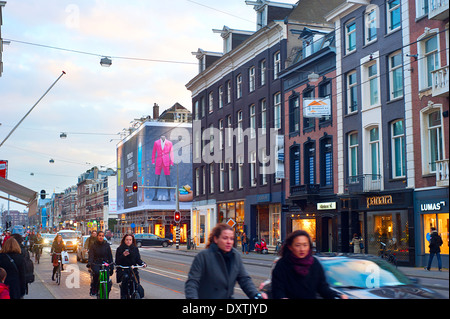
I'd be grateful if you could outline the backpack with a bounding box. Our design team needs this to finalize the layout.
[24,257,35,284]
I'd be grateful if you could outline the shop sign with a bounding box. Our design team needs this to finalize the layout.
[366,195,393,208]
[317,202,336,210]
[419,200,447,212]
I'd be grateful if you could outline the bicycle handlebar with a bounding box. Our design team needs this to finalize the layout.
[115,264,146,269]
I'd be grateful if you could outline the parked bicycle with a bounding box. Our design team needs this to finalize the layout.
[380,242,397,268]
[116,264,146,299]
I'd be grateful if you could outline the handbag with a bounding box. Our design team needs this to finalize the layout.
[61,251,70,264]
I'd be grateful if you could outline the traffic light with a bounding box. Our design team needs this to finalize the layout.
[132,182,138,193]
[40,189,46,200]
[125,186,129,193]
[174,211,181,223]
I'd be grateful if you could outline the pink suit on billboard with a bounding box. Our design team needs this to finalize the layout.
[152,138,174,176]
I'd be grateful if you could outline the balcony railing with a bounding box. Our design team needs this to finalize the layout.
[429,0,449,20]
[290,184,320,196]
[431,65,449,97]
[347,174,382,193]
[436,159,449,187]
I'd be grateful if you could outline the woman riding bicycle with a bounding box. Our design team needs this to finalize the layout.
[115,233,146,299]
[50,234,66,281]
[88,231,113,297]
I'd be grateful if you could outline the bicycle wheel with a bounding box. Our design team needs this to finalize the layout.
[56,264,61,285]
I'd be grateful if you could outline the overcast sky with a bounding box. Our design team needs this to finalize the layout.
[0,0,298,212]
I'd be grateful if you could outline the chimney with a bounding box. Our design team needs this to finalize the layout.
[153,103,159,119]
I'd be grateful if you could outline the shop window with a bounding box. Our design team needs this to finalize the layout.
[423,213,449,255]
[292,216,317,248]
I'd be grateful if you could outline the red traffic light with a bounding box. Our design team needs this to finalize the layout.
[174,211,181,223]
[125,187,129,193]
[132,182,138,193]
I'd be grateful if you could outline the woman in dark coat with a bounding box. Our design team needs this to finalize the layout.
[50,234,66,281]
[115,233,146,299]
[0,238,26,299]
[271,230,348,299]
[185,223,263,299]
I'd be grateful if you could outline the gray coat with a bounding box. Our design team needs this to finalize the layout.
[185,243,259,299]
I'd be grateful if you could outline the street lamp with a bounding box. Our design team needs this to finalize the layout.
[100,56,112,67]
[60,132,67,139]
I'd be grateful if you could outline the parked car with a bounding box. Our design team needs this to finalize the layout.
[260,254,444,299]
[76,235,90,263]
[134,233,173,248]
[41,233,56,247]
[57,230,79,252]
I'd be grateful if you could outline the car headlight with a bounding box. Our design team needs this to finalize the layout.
[44,239,49,244]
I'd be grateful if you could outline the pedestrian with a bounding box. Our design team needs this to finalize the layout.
[11,233,34,293]
[271,230,348,299]
[0,267,10,299]
[241,232,249,255]
[88,230,113,297]
[351,233,363,253]
[185,223,264,299]
[425,227,443,271]
[115,233,146,299]
[50,234,66,281]
[0,238,26,299]
[85,230,98,251]
[2,231,11,246]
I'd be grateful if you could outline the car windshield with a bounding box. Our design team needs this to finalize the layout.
[321,257,412,289]
[58,232,77,239]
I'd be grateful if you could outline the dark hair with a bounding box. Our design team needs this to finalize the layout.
[120,233,136,246]
[11,233,24,245]
[206,223,234,248]
[279,230,313,257]
[0,267,6,282]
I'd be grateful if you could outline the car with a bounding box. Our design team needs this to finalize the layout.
[57,230,80,252]
[134,233,173,248]
[41,233,56,247]
[260,253,444,299]
[76,235,90,263]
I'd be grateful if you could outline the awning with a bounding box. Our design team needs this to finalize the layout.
[0,177,38,214]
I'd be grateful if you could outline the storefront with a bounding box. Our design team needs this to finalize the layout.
[218,200,245,246]
[191,200,217,247]
[414,188,449,268]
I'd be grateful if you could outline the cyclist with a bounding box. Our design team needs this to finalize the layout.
[33,233,44,263]
[88,231,113,296]
[115,233,146,299]
[50,234,66,281]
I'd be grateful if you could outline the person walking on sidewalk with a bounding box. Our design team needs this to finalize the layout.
[185,223,265,299]
[0,238,26,299]
[426,227,443,271]
[0,267,10,299]
[50,234,66,281]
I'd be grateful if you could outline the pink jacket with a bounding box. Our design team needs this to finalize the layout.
[0,283,10,299]
[152,139,174,168]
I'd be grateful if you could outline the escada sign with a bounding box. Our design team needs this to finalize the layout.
[366,195,393,208]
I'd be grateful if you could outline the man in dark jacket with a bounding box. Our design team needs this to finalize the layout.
[426,227,443,271]
[88,231,113,296]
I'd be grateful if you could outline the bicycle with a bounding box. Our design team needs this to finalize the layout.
[34,243,43,264]
[116,264,146,299]
[380,242,397,268]
[93,262,113,299]
[51,252,62,285]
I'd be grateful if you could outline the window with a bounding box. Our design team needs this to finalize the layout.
[274,51,281,80]
[274,92,281,130]
[227,115,232,147]
[219,119,224,150]
[249,104,256,139]
[320,137,333,187]
[347,71,358,113]
[226,80,231,104]
[389,51,403,99]
[362,59,379,107]
[428,110,443,172]
[228,159,234,191]
[237,110,243,143]
[345,20,356,54]
[289,94,300,133]
[260,147,268,185]
[260,59,266,86]
[391,120,406,178]
[195,168,200,196]
[219,161,225,192]
[236,74,242,99]
[249,66,255,92]
[369,127,380,179]
[250,151,257,187]
[208,92,214,113]
[202,166,206,195]
[424,35,439,88]
[218,86,224,108]
[348,132,359,181]
[194,100,200,120]
[238,156,244,189]
[210,163,214,194]
[200,97,205,118]
[290,145,301,186]
[261,99,267,135]
[365,7,377,44]
[304,141,315,184]
[387,0,401,32]
[209,124,214,154]
[318,81,332,124]
[416,0,429,18]
[303,88,315,131]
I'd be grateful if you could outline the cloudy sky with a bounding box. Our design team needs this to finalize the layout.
[0,0,298,212]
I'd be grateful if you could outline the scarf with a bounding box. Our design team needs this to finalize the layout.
[289,252,314,276]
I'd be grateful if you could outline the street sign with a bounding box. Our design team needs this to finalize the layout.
[226,218,236,228]
[130,223,136,229]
